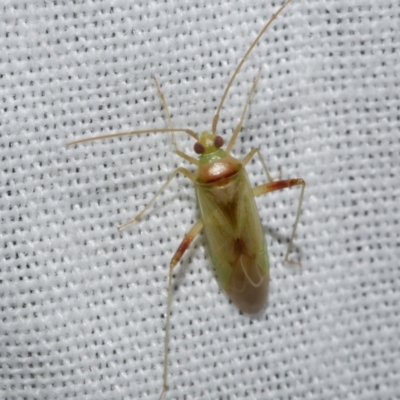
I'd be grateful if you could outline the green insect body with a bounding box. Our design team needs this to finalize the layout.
[68,1,305,398]
[195,138,269,314]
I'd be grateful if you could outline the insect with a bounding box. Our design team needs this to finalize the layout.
[68,0,305,398]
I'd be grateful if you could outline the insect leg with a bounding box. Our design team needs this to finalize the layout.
[253,178,306,265]
[242,147,281,183]
[118,167,196,231]
[225,68,262,153]
[159,219,204,400]
[170,219,204,269]
[153,76,199,166]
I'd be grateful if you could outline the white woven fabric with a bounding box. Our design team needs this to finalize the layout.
[1,0,399,399]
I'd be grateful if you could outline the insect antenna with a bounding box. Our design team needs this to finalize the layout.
[212,0,292,135]
[67,128,198,147]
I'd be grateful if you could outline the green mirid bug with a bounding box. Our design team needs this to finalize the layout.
[68,0,305,398]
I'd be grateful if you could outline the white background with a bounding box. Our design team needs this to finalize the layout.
[1,0,399,399]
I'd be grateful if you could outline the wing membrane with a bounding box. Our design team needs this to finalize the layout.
[195,168,269,313]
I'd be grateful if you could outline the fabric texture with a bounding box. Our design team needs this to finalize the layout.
[1,0,399,399]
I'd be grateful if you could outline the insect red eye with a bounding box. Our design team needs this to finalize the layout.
[194,142,205,154]
[214,136,224,148]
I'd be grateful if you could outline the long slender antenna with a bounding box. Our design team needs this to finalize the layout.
[66,128,198,146]
[211,0,292,134]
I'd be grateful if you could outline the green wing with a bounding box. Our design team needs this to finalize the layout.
[195,168,269,313]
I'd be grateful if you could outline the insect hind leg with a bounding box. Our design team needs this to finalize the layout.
[158,219,204,400]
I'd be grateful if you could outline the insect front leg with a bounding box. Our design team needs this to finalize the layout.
[153,76,199,166]
[242,147,282,183]
[253,178,306,265]
[159,219,204,400]
[118,167,196,230]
